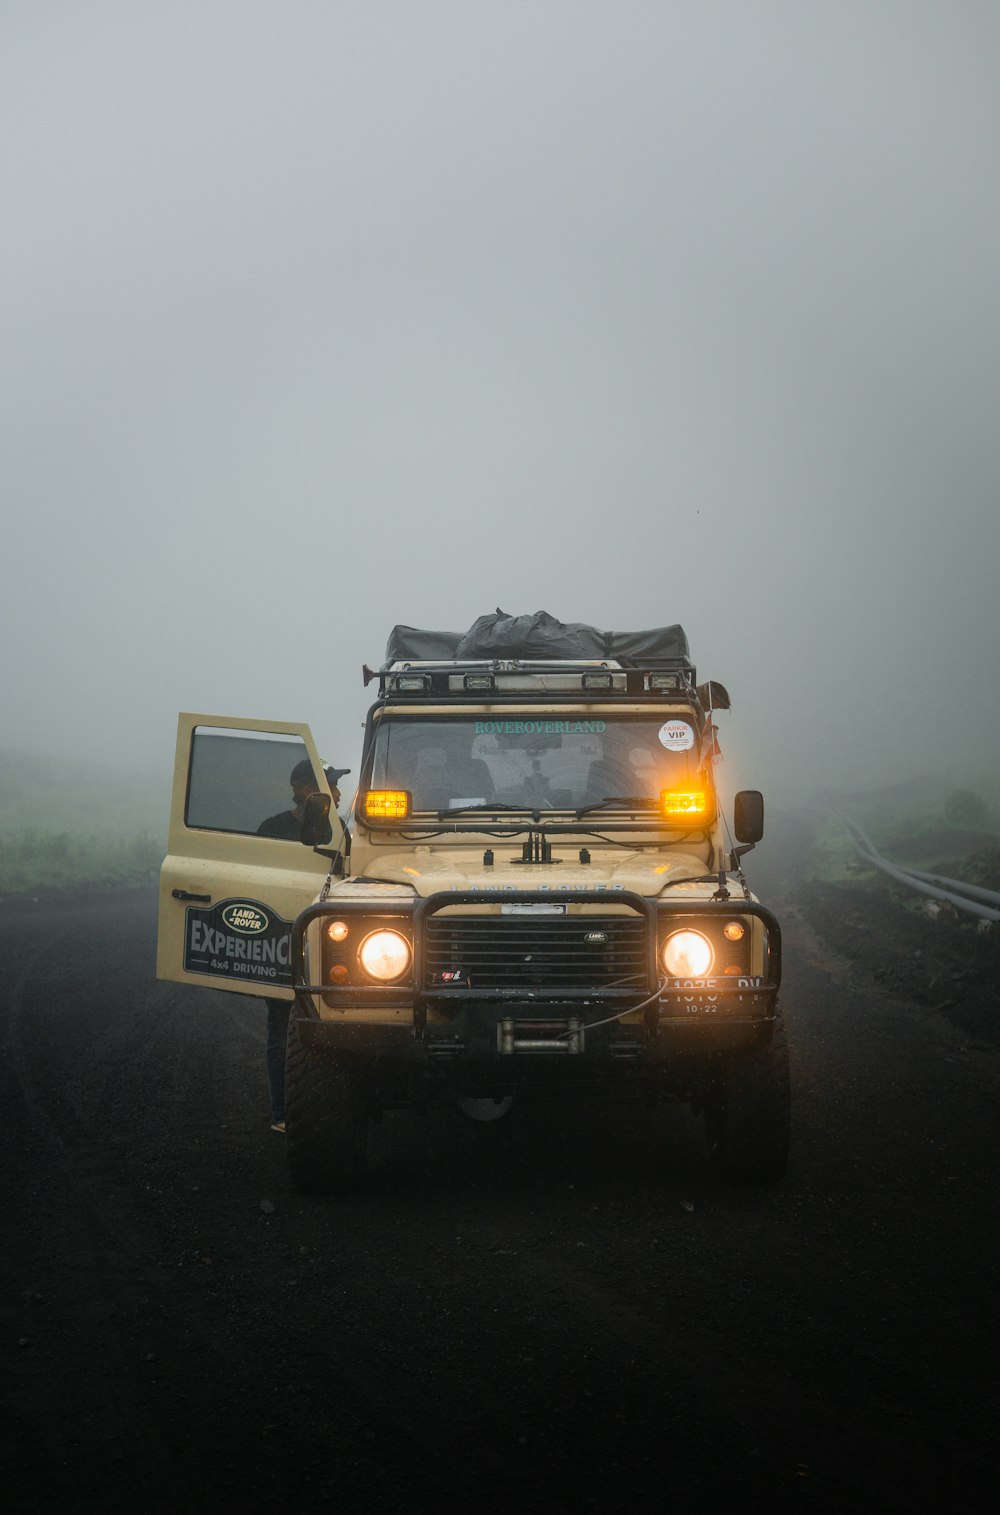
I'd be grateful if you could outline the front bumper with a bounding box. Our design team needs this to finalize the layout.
[291,889,781,1069]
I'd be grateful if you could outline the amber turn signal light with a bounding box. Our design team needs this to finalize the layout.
[660,788,712,819]
[364,789,411,821]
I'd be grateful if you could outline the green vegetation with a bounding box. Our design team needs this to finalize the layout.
[805,816,869,884]
[0,750,169,895]
[942,787,989,829]
[807,775,999,887]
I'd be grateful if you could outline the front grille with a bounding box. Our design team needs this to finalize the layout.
[423,914,648,990]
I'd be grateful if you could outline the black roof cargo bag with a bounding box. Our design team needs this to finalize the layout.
[385,626,464,662]
[385,611,690,667]
[455,610,606,660]
[607,625,689,665]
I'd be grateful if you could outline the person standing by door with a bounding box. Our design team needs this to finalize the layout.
[258,760,349,1133]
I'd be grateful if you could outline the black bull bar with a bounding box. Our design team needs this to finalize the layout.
[290,890,782,1031]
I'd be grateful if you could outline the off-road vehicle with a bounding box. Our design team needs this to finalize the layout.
[158,612,788,1189]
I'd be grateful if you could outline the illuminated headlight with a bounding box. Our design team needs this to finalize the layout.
[358,929,411,983]
[661,930,714,978]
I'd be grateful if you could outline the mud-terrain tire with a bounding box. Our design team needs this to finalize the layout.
[706,1016,791,1184]
[285,1014,368,1193]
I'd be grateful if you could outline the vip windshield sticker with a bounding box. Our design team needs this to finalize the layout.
[184,898,293,986]
[659,720,695,751]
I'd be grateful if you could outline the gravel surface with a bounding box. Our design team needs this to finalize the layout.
[2,825,998,1512]
[799,877,1000,1042]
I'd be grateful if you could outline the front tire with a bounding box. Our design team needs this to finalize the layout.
[705,1016,791,1184]
[285,1014,368,1193]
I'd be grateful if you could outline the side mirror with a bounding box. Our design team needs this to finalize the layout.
[734,790,764,845]
[300,791,333,847]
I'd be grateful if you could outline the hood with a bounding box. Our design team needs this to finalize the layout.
[358,846,716,899]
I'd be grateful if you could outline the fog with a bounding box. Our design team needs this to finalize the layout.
[2,2,998,809]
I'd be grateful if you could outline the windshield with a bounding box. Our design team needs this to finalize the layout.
[368,713,703,811]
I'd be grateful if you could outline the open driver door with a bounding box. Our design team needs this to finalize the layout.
[157,713,347,1001]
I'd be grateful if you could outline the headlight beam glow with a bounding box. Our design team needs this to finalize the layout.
[661,929,714,978]
[358,929,411,982]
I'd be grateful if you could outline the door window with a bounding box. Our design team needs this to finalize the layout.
[185,726,315,837]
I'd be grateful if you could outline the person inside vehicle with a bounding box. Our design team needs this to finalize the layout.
[256,759,349,840]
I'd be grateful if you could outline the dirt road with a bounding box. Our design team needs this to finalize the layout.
[2,830,998,1512]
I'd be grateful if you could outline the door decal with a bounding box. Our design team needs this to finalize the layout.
[183,897,294,986]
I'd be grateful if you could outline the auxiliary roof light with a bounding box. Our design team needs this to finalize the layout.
[364,790,411,821]
[581,672,614,689]
[463,673,496,691]
[660,788,712,820]
[393,674,430,692]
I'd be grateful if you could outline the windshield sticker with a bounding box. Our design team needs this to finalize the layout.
[474,720,606,735]
[184,898,293,986]
[659,720,695,751]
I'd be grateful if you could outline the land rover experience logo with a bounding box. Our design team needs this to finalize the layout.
[221,902,269,934]
[184,897,293,986]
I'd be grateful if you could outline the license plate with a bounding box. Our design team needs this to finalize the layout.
[501,903,567,916]
[662,975,766,990]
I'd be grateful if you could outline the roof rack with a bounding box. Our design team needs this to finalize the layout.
[363,657,699,702]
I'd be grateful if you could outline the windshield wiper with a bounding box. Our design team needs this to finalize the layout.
[437,802,538,818]
[575,796,659,818]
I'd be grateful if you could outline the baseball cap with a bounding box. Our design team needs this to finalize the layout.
[323,765,351,786]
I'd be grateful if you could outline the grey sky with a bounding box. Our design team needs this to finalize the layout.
[2,1,998,802]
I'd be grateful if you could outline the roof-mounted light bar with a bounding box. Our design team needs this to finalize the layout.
[368,657,701,699]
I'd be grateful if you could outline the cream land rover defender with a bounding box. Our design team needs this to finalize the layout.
[157,613,789,1190]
